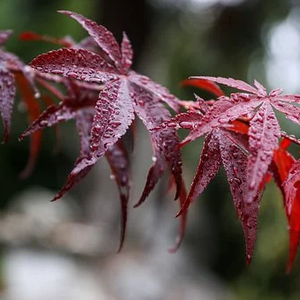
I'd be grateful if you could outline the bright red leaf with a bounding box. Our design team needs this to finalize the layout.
[175,76,300,205]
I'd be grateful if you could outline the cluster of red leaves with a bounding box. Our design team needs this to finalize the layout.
[165,77,300,271]
[2,10,300,271]
[0,29,64,177]
[4,11,186,251]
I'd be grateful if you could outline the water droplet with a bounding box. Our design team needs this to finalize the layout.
[260,155,266,162]
[218,118,227,124]
[53,70,64,75]
[179,121,193,129]
[23,65,32,73]
[40,120,48,126]
[234,178,242,185]
[34,91,41,99]
[249,180,256,190]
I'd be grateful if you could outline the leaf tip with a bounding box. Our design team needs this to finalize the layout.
[168,236,181,253]
[51,194,61,202]
[133,198,143,208]
[286,264,292,274]
[246,254,252,265]
[57,10,71,15]
[3,130,9,144]
[175,203,188,218]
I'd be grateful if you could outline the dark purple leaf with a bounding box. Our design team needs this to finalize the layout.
[169,181,187,253]
[52,155,96,201]
[181,133,221,212]
[0,63,15,141]
[75,110,94,156]
[106,141,130,252]
[90,78,135,152]
[19,103,76,140]
[133,86,182,204]
[59,10,122,68]
[31,48,119,83]
[19,31,74,47]
[133,154,165,208]
[129,73,181,112]
[218,129,259,263]
[121,32,133,71]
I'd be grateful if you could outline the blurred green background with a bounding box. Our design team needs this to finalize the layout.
[0,0,300,299]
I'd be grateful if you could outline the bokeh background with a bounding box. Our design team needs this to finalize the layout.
[0,0,300,299]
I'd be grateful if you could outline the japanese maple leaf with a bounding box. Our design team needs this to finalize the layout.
[1,30,49,177]
[164,95,299,263]
[15,72,43,178]
[20,78,187,251]
[173,76,300,205]
[265,137,300,272]
[198,130,259,262]
[170,77,300,265]
[20,78,131,250]
[205,116,300,269]
[19,31,74,48]
[0,29,61,172]
[0,30,16,141]
[30,10,183,205]
[282,154,300,272]
[19,29,99,53]
[181,77,224,97]
[161,97,258,262]
[75,107,131,252]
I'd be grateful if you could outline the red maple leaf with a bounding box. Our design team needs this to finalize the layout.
[23,11,187,250]
[20,78,129,250]
[0,29,64,176]
[281,153,300,272]
[20,76,187,251]
[0,30,17,142]
[162,77,300,265]
[29,11,183,205]
[173,76,300,206]
[19,31,74,47]
[163,98,260,262]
